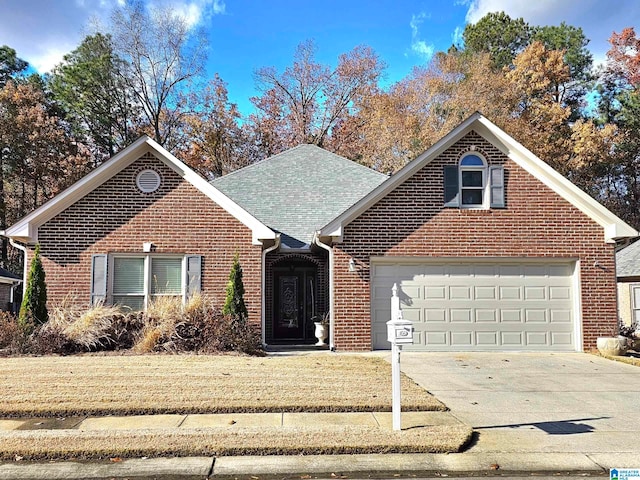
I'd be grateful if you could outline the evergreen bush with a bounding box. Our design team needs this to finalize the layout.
[18,244,48,332]
[222,252,248,322]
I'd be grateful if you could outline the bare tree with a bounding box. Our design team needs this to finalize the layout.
[250,40,384,153]
[110,1,207,148]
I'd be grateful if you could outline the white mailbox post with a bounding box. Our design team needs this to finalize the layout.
[386,283,414,431]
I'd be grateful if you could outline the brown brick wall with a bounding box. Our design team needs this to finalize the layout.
[32,152,263,324]
[334,131,618,351]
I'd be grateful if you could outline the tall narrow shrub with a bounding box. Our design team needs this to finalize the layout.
[19,244,48,331]
[222,252,248,321]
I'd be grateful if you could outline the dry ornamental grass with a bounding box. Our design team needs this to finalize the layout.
[0,354,444,417]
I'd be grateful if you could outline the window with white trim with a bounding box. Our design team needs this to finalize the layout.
[443,151,505,209]
[90,254,202,310]
[459,154,486,207]
[632,284,640,325]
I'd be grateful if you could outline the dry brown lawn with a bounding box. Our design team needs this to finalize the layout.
[0,425,473,460]
[0,354,444,417]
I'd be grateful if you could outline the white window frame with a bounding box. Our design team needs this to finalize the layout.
[108,254,187,310]
[459,153,488,209]
[631,284,640,326]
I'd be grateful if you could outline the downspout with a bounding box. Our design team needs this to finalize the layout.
[9,238,27,297]
[314,233,335,351]
[261,234,280,347]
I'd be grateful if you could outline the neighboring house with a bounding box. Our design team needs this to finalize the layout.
[616,240,640,328]
[0,267,22,313]
[1,112,637,352]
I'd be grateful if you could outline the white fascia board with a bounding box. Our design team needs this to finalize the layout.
[320,113,481,238]
[3,136,275,246]
[144,138,275,245]
[3,136,152,243]
[475,116,639,242]
[321,112,638,243]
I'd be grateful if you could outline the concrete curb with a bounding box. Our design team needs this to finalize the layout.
[0,452,626,479]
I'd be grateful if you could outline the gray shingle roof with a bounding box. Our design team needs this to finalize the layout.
[211,144,388,247]
[617,240,640,278]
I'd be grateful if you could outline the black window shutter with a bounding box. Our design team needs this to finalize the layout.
[443,165,459,207]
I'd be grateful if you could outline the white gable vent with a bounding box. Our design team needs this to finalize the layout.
[136,169,161,193]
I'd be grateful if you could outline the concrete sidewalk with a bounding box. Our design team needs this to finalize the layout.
[1,410,462,431]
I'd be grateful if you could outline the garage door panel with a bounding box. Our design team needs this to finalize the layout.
[551,332,572,346]
[450,286,471,299]
[524,310,548,323]
[425,286,446,299]
[425,309,446,322]
[501,309,523,323]
[476,310,498,322]
[526,332,548,345]
[499,286,521,300]
[372,260,577,351]
[450,332,472,346]
[502,331,523,346]
[550,286,571,299]
[476,331,498,346]
[451,309,472,322]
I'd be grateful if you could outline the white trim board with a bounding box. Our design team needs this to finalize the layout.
[2,136,275,246]
[320,112,638,244]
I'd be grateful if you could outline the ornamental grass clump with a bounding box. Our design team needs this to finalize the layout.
[45,295,123,350]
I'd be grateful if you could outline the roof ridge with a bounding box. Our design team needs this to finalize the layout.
[211,144,310,184]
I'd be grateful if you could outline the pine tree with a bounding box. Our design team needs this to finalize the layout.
[18,244,48,332]
[222,252,248,321]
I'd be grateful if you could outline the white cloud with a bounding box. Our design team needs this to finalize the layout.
[0,0,225,74]
[409,12,435,62]
[463,0,640,60]
[153,0,226,28]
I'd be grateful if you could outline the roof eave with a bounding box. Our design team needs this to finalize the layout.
[320,112,639,243]
[2,136,276,246]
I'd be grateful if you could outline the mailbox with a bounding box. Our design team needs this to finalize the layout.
[386,316,414,345]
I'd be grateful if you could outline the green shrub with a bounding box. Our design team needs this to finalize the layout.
[222,252,248,322]
[18,244,48,332]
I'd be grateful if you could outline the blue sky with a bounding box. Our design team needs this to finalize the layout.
[2,0,640,116]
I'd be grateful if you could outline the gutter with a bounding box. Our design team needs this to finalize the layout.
[314,233,335,351]
[8,238,28,297]
[261,235,281,347]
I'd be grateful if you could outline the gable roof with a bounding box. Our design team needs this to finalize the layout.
[212,144,388,248]
[2,136,276,246]
[319,112,638,244]
[617,240,640,278]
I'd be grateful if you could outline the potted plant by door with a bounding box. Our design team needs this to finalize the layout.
[312,312,330,346]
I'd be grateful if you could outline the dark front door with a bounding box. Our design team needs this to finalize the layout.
[274,267,317,341]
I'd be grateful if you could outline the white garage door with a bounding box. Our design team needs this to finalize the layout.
[371,260,578,351]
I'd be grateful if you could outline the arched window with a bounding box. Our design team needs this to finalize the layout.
[459,153,487,207]
[443,152,505,209]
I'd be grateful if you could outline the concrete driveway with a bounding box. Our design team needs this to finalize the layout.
[399,352,640,468]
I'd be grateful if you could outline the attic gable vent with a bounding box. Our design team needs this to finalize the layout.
[136,169,161,193]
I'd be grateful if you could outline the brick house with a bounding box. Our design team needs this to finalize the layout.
[2,113,637,351]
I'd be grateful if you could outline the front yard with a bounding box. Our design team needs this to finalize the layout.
[0,354,475,459]
[0,354,443,416]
